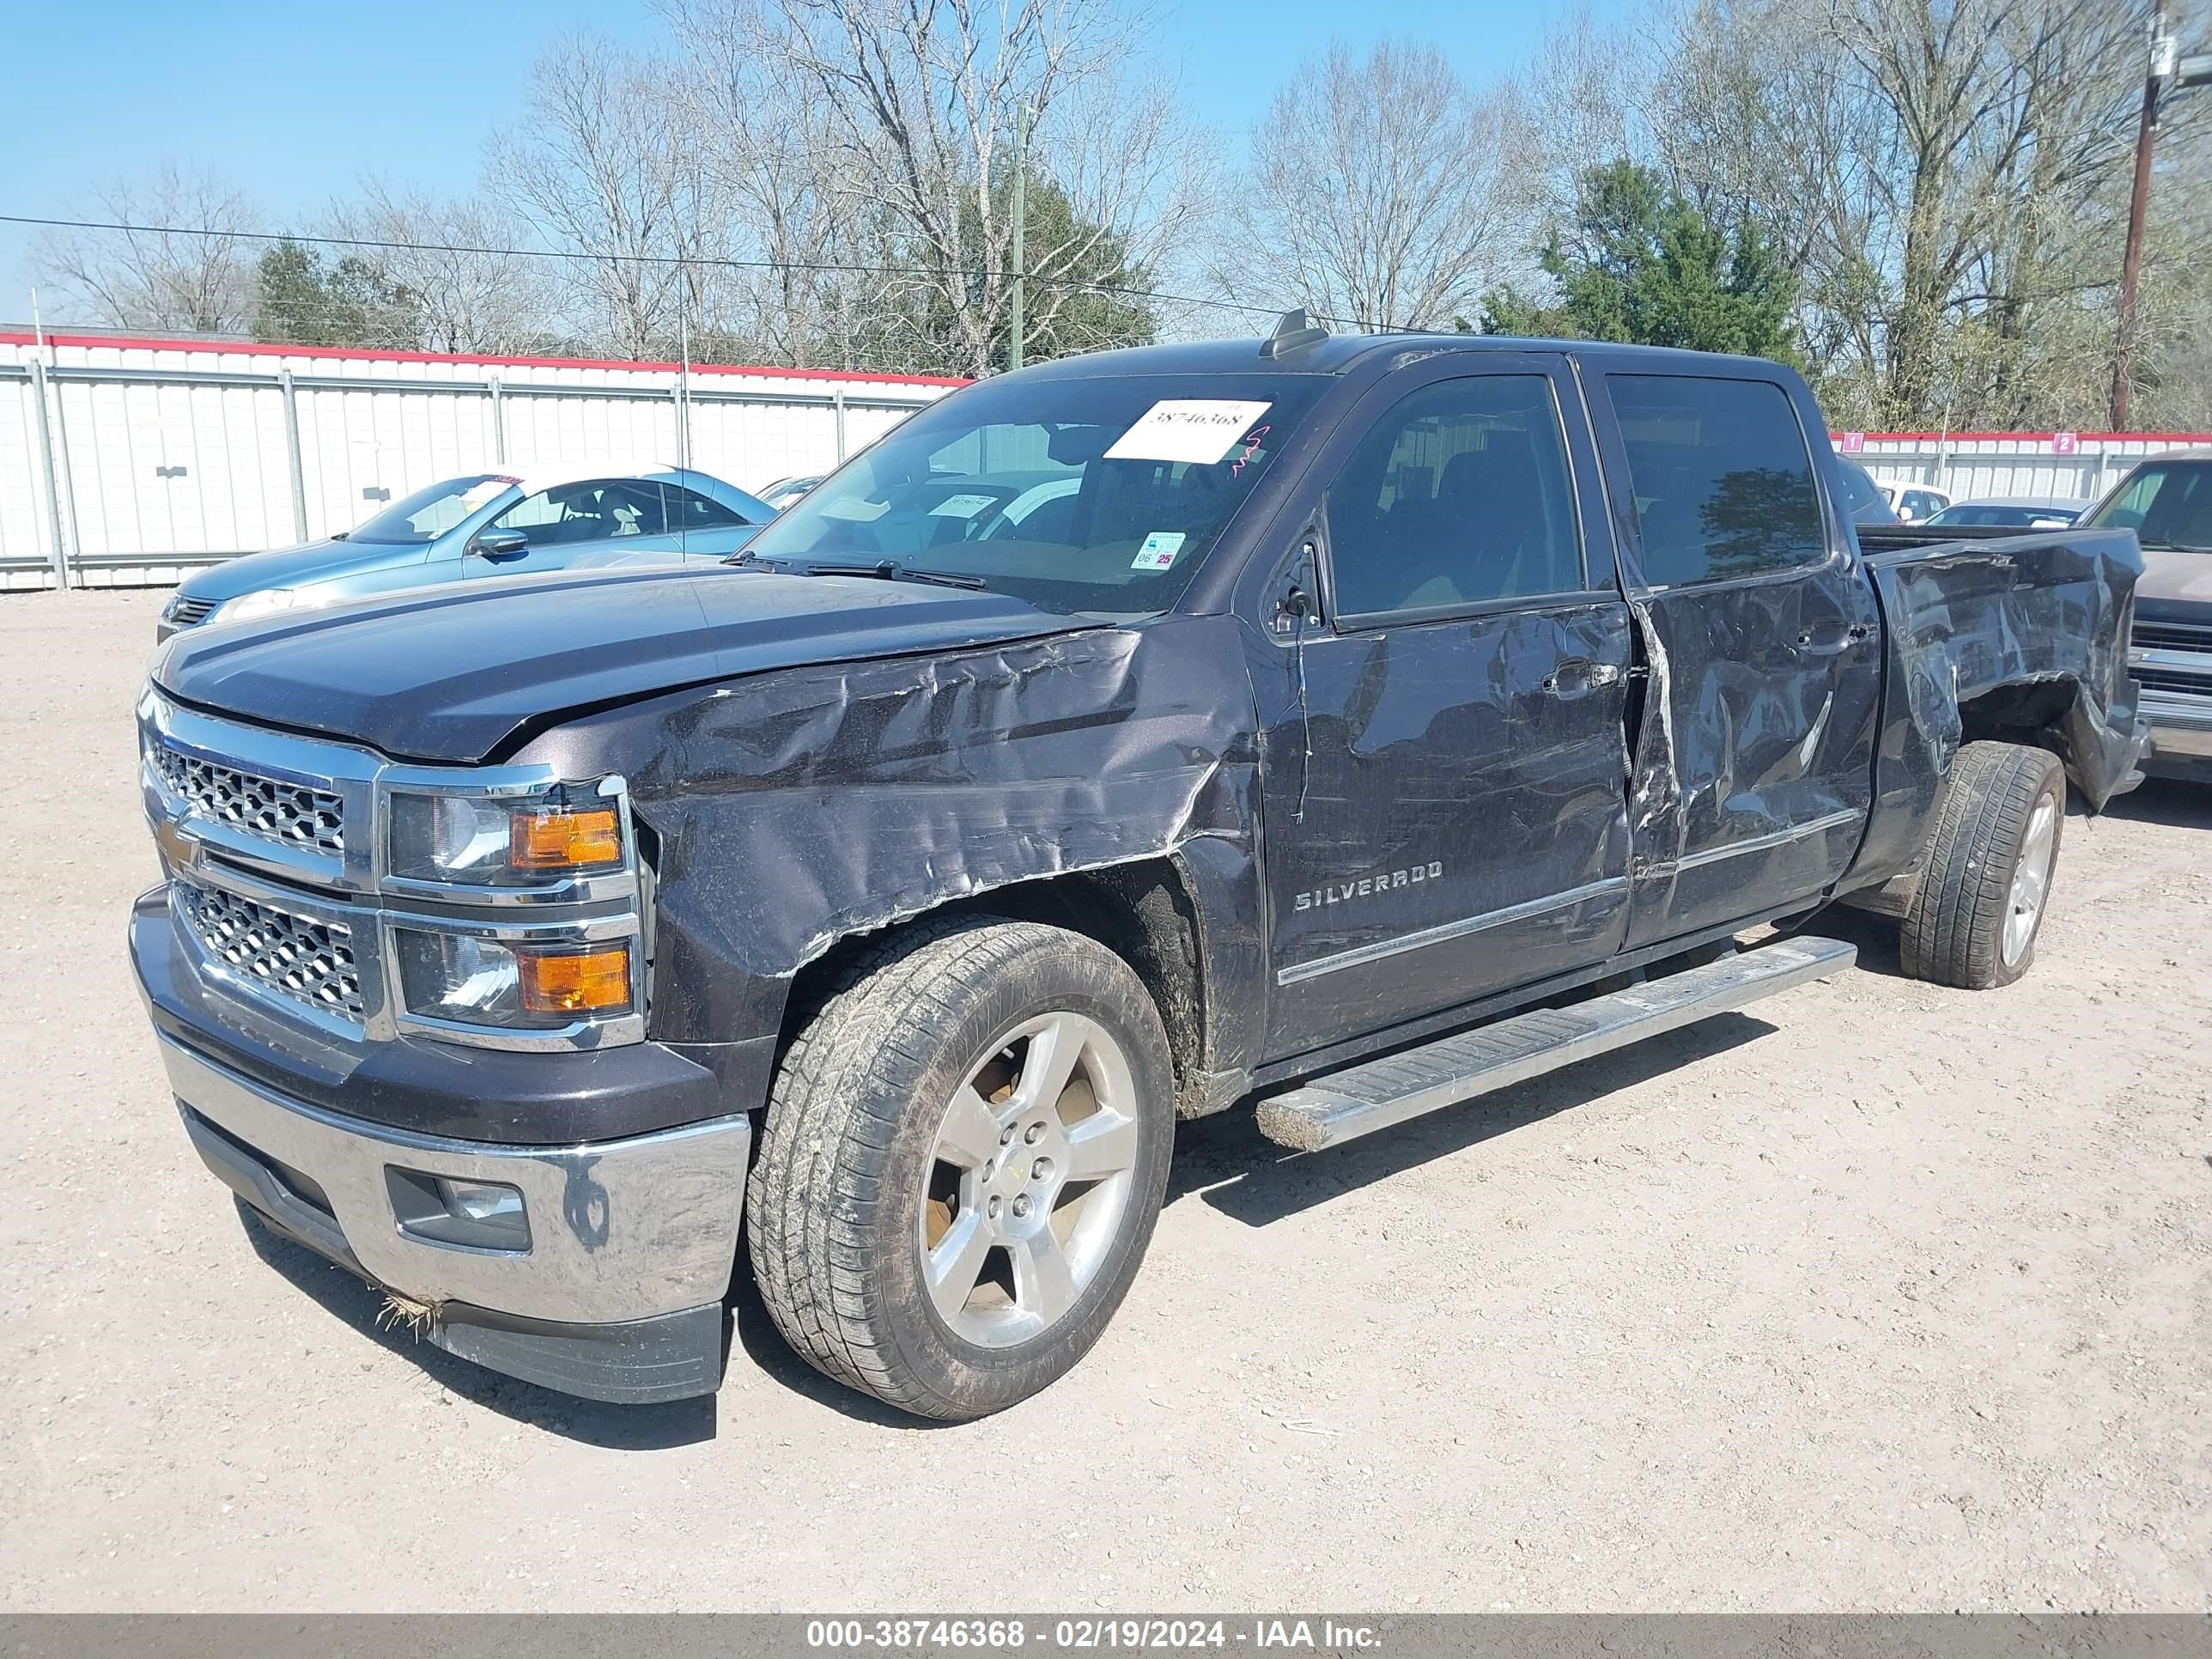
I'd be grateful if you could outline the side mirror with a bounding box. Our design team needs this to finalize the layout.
[471,527,530,562]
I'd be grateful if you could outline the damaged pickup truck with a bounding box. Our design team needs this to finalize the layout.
[131,321,2148,1420]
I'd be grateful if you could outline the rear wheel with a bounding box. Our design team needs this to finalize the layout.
[1899,740,2065,989]
[747,916,1175,1420]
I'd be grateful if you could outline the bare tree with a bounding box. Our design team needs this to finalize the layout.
[658,0,866,366]
[679,0,1202,378]
[323,182,560,356]
[1656,0,2182,426]
[31,163,259,333]
[1207,40,1531,331]
[491,33,720,357]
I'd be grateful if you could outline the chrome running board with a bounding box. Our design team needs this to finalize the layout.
[1254,936,1857,1152]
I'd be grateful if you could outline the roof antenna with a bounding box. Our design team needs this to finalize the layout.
[1260,307,1330,360]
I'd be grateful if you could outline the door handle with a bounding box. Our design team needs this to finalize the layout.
[1540,659,1623,696]
[1795,623,1874,656]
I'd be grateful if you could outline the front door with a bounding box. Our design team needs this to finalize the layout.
[1251,359,1637,1061]
[1586,370,1882,947]
[465,477,682,578]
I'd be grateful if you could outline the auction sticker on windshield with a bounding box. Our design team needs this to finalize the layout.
[928,494,998,519]
[1131,531,1187,571]
[1105,400,1273,465]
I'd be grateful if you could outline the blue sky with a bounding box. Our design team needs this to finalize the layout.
[0,0,1629,325]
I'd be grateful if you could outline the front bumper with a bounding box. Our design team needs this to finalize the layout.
[155,1032,748,1402]
[2141,688,2212,782]
[135,893,752,1404]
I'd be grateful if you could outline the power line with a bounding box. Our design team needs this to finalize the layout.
[0,211,1410,334]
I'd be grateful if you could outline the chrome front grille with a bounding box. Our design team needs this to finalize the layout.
[153,744,345,855]
[2132,618,2212,654]
[166,596,220,629]
[176,883,364,1022]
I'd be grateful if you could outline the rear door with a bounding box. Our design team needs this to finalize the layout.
[1584,369,1881,947]
[1249,355,1636,1058]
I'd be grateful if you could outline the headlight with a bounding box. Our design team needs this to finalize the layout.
[210,586,344,625]
[393,933,635,1030]
[388,785,626,886]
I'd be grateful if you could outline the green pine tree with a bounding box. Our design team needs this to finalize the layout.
[1480,161,1800,364]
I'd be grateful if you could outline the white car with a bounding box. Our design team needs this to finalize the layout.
[1874,480,1954,523]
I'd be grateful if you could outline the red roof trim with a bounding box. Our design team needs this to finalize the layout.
[1833,429,2212,444]
[0,329,969,388]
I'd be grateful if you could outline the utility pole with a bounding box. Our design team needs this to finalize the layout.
[2111,0,2172,432]
[1009,103,1029,374]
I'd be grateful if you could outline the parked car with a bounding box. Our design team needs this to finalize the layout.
[1923,496,2090,529]
[1873,479,1954,522]
[2078,453,2212,781]
[155,465,775,640]
[757,474,824,514]
[134,324,2147,1419]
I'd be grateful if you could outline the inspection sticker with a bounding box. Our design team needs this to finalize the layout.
[1104,399,1273,465]
[927,493,997,519]
[1130,531,1187,571]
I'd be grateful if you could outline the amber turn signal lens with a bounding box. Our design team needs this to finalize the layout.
[508,805,622,870]
[517,946,632,1016]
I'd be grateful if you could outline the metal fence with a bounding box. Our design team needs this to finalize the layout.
[9,338,2205,593]
[1840,428,2212,505]
[0,331,961,592]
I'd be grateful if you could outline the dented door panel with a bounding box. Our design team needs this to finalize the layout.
[1619,570,1883,943]
[1249,599,1636,1059]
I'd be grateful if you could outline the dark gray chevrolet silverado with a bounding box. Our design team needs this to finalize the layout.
[131,325,2148,1420]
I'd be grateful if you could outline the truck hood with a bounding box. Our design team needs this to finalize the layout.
[155,563,1092,763]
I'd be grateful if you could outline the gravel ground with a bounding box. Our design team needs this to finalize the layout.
[4,588,2208,1613]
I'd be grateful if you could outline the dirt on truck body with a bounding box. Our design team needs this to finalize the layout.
[132,318,2148,1420]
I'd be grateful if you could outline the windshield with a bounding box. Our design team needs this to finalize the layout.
[2084,460,2212,550]
[743,373,1328,615]
[349,474,519,545]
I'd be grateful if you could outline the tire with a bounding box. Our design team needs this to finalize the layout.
[1899,741,2065,990]
[747,915,1176,1421]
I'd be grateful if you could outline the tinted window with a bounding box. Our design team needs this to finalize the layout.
[1327,374,1583,617]
[2085,461,2212,550]
[350,474,518,544]
[665,485,746,528]
[747,373,1326,617]
[1900,489,1947,520]
[1609,375,1827,585]
[492,479,666,546]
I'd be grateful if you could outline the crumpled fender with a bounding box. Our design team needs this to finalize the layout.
[1844,526,2148,890]
[514,615,1266,1076]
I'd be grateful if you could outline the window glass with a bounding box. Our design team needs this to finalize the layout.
[2085,462,2212,550]
[1608,375,1827,586]
[349,474,517,544]
[665,485,746,529]
[745,373,1325,617]
[1325,374,1583,617]
[491,479,666,547]
[1836,460,1897,526]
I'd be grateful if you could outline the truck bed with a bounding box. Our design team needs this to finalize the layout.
[1839,521,2148,894]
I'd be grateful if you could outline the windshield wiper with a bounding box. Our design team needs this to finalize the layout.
[796,560,989,591]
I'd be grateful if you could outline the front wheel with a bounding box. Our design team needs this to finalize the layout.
[1899,740,2065,989]
[747,917,1175,1420]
